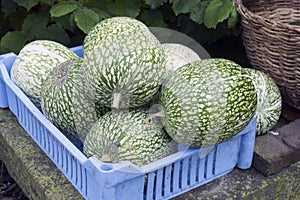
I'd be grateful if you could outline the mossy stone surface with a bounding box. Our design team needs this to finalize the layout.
[0,108,83,200]
[172,162,300,200]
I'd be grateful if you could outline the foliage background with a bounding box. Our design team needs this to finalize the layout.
[0,0,239,54]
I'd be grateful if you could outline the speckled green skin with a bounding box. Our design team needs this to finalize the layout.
[41,58,109,141]
[10,40,78,108]
[245,68,282,135]
[83,17,166,109]
[160,59,257,147]
[83,109,177,167]
[0,108,83,200]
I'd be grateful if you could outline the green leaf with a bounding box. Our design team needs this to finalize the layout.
[204,0,234,29]
[144,0,167,8]
[74,8,99,34]
[1,0,18,15]
[172,0,201,16]
[227,8,239,29]
[13,0,39,11]
[53,13,77,31]
[94,9,111,21]
[0,31,30,53]
[41,0,56,6]
[50,2,78,17]
[83,0,112,20]
[84,0,107,10]
[138,9,167,27]
[106,0,142,18]
[22,13,49,36]
[190,0,210,24]
[38,24,70,45]
[6,9,28,31]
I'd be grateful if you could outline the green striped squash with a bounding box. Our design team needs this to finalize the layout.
[83,109,177,167]
[41,58,109,141]
[83,17,166,109]
[159,58,257,147]
[11,40,78,108]
[245,68,282,135]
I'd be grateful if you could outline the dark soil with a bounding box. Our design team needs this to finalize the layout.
[0,161,29,200]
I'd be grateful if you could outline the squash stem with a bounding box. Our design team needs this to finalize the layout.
[112,92,122,109]
[145,110,165,126]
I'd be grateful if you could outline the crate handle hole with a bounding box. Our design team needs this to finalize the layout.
[100,164,113,171]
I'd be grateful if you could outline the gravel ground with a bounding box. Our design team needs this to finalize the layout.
[0,161,28,200]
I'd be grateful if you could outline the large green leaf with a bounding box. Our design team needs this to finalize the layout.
[50,2,78,17]
[106,0,142,18]
[41,0,56,5]
[190,0,210,24]
[6,9,28,31]
[144,0,167,8]
[0,31,30,53]
[83,0,111,20]
[84,0,107,10]
[204,0,234,29]
[93,9,111,21]
[53,13,77,31]
[74,8,99,34]
[172,0,201,16]
[22,13,49,36]
[1,0,18,14]
[39,24,70,45]
[138,9,167,27]
[227,8,239,29]
[13,0,39,11]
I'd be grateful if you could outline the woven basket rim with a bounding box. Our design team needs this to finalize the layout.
[233,0,300,33]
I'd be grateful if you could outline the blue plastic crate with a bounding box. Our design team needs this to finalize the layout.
[0,46,256,200]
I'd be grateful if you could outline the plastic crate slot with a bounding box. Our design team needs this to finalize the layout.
[57,141,63,168]
[49,133,54,159]
[40,124,46,150]
[24,106,29,129]
[163,164,172,198]
[67,152,72,179]
[189,154,198,186]
[71,155,77,183]
[155,169,164,200]
[27,108,32,133]
[198,156,206,181]
[173,160,181,193]
[81,167,87,195]
[30,113,36,139]
[204,155,208,179]
[181,157,190,189]
[76,162,83,189]
[212,145,218,176]
[144,171,155,200]
[62,148,68,174]
[74,160,82,188]
[54,138,59,164]
[17,99,24,122]
[45,130,50,155]
[33,117,39,143]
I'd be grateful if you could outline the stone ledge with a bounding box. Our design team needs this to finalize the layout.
[1,107,300,200]
[252,119,300,176]
[174,161,300,200]
[0,108,83,200]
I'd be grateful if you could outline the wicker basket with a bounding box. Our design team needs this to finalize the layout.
[233,0,300,109]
